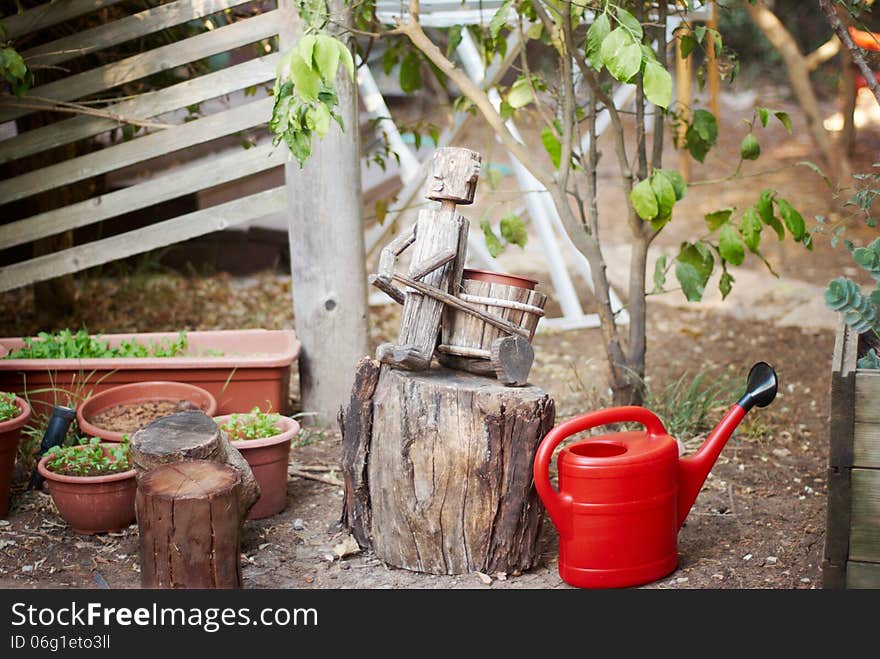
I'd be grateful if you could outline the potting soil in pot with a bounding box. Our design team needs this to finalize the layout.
[87,400,199,434]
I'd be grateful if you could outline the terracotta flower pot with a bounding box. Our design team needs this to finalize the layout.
[463,268,539,290]
[0,396,31,518]
[0,329,300,415]
[77,381,218,442]
[214,414,300,520]
[37,446,136,535]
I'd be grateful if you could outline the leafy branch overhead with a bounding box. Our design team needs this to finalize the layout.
[270,33,355,166]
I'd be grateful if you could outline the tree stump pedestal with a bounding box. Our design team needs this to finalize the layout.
[340,358,555,575]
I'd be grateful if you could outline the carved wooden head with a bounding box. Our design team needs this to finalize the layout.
[426,147,482,205]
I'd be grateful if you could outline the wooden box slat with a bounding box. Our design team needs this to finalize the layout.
[849,467,880,563]
[0,187,286,293]
[0,53,278,166]
[854,422,880,468]
[0,142,286,251]
[0,10,279,124]
[22,0,255,68]
[846,561,880,588]
[1,0,127,40]
[0,96,274,205]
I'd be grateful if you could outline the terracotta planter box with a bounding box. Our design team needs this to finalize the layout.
[0,329,300,416]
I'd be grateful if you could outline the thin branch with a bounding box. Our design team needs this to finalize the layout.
[819,0,880,106]
[516,14,558,138]
[651,1,667,169]
[0,95,175,129]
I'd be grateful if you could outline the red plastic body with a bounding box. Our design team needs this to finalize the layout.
[534,405,746,588]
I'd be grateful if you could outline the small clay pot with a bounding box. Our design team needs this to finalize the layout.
[77,381,218,442]
[463,268,539,290]
[37,445,136,535]
[0,396,31,518]
[214,414,300,520]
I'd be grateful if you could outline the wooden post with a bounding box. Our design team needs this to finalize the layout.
[340,358,555,575]
[707,2,720,121]
[676,26,693,182]
[130,411,260,519]
[137,460,243,589]
[278,0,369,425]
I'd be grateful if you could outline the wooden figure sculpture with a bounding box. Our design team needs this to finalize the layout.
[369,147,541,386]
[370,146,478,371]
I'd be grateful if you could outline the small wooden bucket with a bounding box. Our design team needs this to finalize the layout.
[437,269,547,376]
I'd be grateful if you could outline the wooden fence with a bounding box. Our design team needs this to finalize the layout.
[0,0,290,293]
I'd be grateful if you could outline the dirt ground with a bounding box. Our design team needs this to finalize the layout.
[0,81,877,590]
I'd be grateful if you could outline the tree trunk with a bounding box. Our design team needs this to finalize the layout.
[136,460,243,588]
[130,410,259,519]
[278,0,369,426]
[340,359,555,575]
[744,1,850,181]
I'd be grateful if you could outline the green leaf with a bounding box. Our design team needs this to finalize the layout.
[796,160,831,187]
[600,28,641,82]
[776,198,805,240]
[541,126,561,169]
[651,170,676,219]
[630,178,659,220]
[675,242,714,302]
[774,110,792,133]
[489,0,513,39]
[499,100,515,120]
[741,207,762,252]
[653,254,668,293]
[336,39,355,80]
[694,25,707,43]
[399,52,422,94]
[655,169,686,200]
[705,208,732,231]
[447,25,463,57]
[297,34,318,65]
[756,189,774,224]
[480,218,504,258]
[757,107,769,127]
[375,199,389,225]
[306,102,331,137]
[526,22,543,40]
[586,13,611,69]
[500,214,528,248]
[643,61,672,108]
[719,269,734,300]
[719,223,745,265]
[615,7,643,40]
[289,53,319,100]
[314,35,341,83]
[507,77,534,109]
[740,133,760,160]
[692,109,718,144]
[381,46,398,75]
[680,33,695,59]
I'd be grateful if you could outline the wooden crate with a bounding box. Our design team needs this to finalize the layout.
[823,324,880,588]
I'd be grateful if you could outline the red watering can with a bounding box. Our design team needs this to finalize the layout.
[534,362,778,589]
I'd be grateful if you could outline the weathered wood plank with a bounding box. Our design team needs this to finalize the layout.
[0,96,274,204]
[280,0,368,425]
[849,467,880,563]
[22,0,256,68]
[1,0,127,40]
[0,142,286,250]
[855,370,880,424]
[0,187,286,293]
[0,11,280,123]
[0,54,279,164]
[854,421,880,468]
[846,560,880,588]
[824,323,858,582]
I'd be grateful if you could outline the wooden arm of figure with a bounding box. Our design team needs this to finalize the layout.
[392,274,530,339]
[410,248,457,280]
[372,226,418,305]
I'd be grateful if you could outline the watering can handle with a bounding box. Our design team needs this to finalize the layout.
[533,406,667,531]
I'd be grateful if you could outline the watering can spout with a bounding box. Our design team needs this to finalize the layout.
[677,363,777,527]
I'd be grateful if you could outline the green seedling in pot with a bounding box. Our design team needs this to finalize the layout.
[218,407,282,440]
[0,392,19,422]
[44,436,130,478]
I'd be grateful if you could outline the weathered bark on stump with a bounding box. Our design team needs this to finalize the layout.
[130,411,259,518]
[340,359,555,575]
[136,460,242,589]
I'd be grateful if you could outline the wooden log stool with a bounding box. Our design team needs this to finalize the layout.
[137,460,243,588]
[340,358,555,575]
[130,410,260,519]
